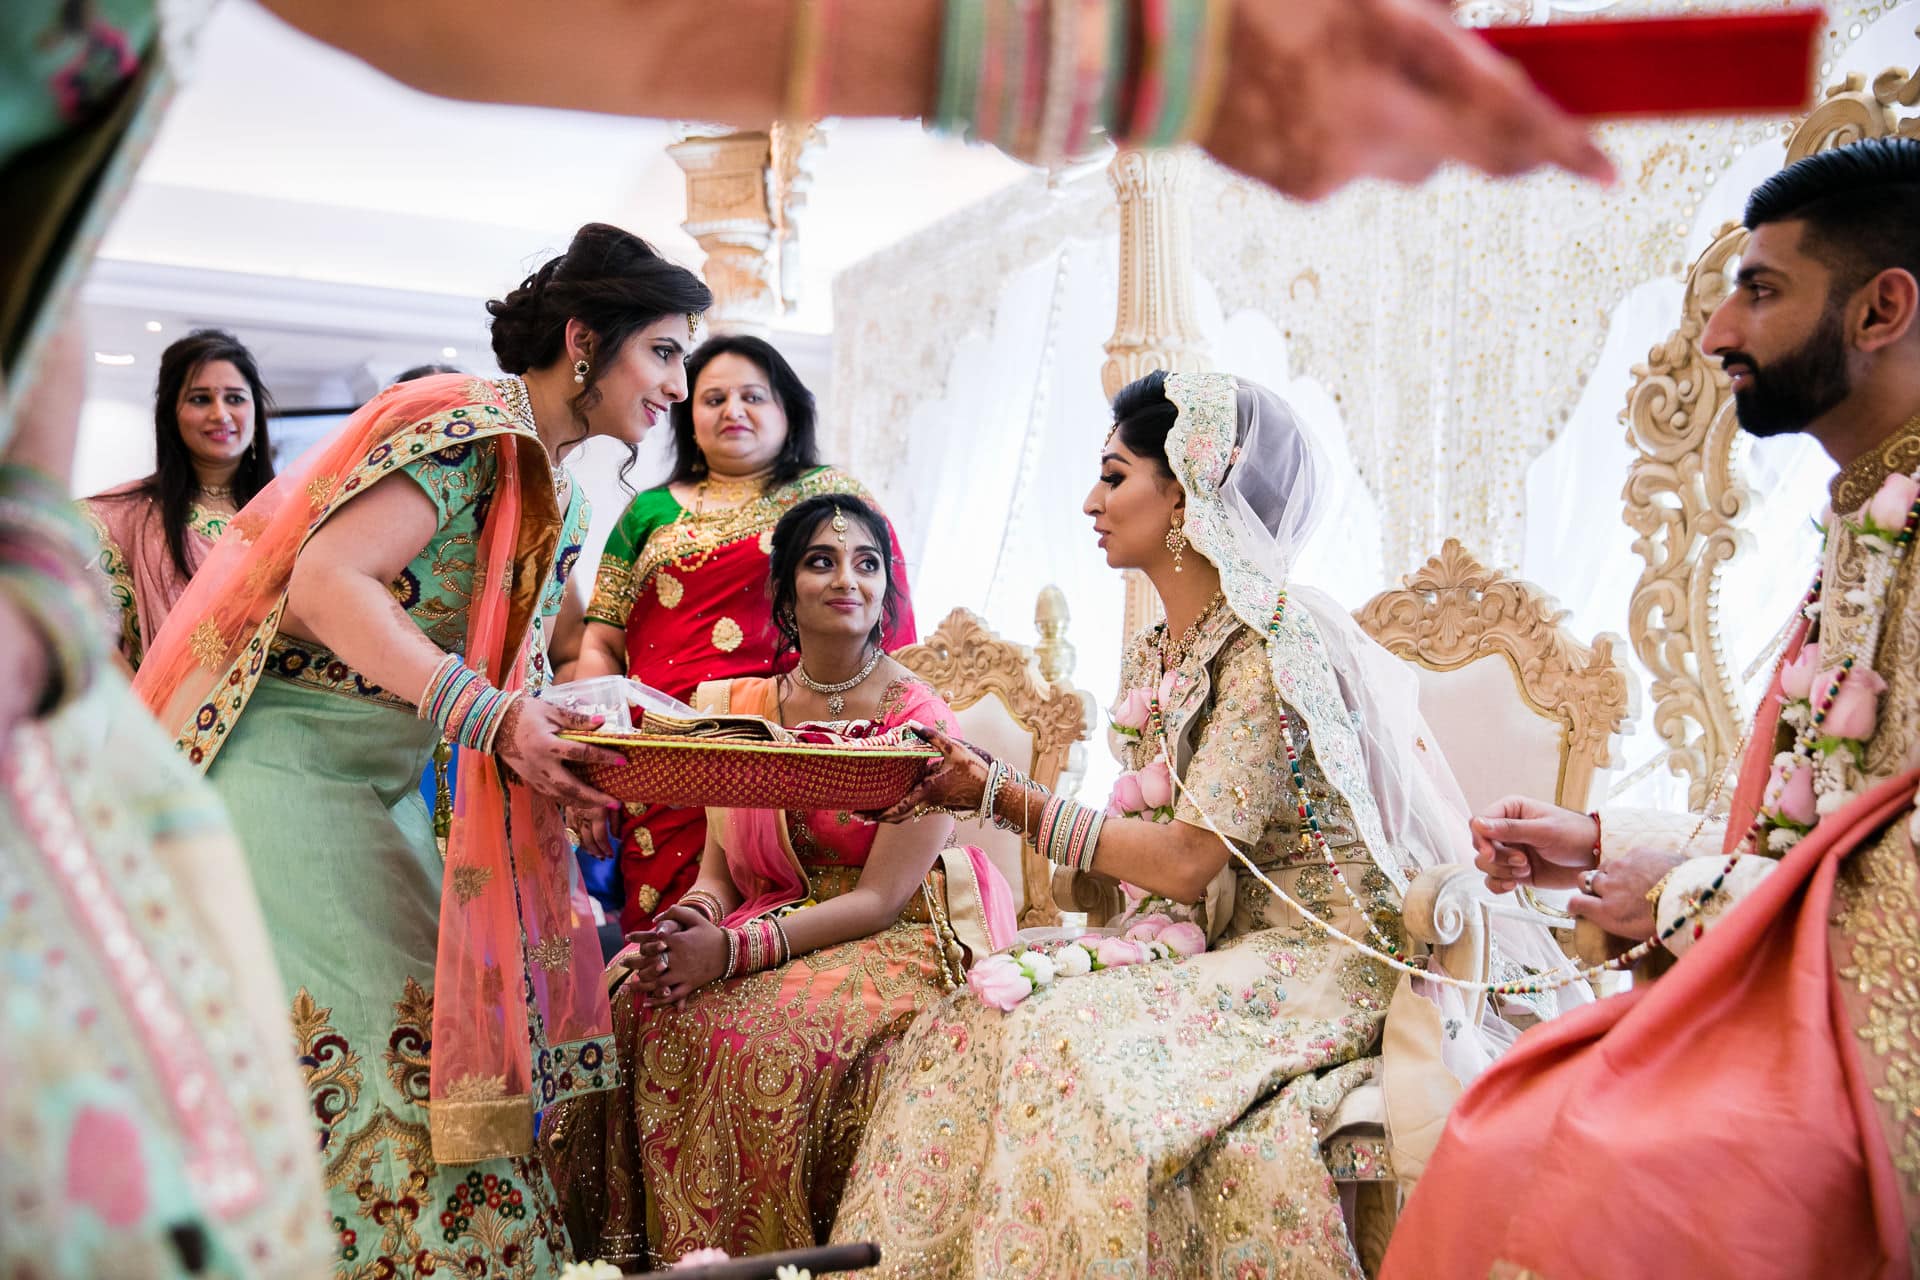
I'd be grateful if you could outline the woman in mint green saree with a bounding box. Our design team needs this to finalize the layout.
[136,223,711,1278]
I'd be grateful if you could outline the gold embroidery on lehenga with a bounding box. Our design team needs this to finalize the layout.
[290,987,363,1144]
[657,571,685,608]
[387,978,434,1103]
[712,616,745,653]
[629,920,946,1261]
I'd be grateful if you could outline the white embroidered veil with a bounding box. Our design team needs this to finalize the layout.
[1162,372,1580,1004]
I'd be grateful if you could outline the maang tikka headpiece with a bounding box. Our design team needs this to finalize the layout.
[830,506,848,545]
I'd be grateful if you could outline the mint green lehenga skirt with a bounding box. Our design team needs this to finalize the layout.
[206,675,573,1279]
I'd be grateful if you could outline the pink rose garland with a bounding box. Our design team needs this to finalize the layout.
[968,916,1208,1011]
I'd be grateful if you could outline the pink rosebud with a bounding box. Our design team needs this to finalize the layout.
[1819,666,1888,741]
[1867,472,1920,534]
[1111,688,1153,732]
[1763,759,1817,827]
[1095,936,1147,968]
[1157,921,1208,957]
[1110,771,1146,815]
[1778,642,1820,701]
[1137,759,1174,810]
[967,955,1033,1011]
[1124,912,1175,943]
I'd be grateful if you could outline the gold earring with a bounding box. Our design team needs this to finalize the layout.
[573,359,590,385]
[1166,522,1187,572]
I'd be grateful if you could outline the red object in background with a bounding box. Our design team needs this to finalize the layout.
[1478,9,1825,119]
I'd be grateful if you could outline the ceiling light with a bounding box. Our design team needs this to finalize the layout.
[144,320,163,332]
[441,346,459,358]
[93,352,136,366]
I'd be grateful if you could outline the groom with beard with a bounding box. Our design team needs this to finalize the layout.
[1384,136,1920,1279]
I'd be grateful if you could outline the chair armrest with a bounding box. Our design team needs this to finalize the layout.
[1402,865,1491,1024]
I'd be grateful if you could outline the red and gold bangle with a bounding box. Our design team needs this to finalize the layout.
[680,890,725,925]
[1589,811,1603,862]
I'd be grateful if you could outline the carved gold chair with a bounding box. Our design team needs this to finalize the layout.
[1325,539,1636,1274]
[1356,537,1637,979]
[893,593,1095,928]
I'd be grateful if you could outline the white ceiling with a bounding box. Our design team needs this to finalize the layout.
[80,0,1028,405]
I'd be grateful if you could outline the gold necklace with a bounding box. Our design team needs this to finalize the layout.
[670,470,770,572]
[793,646,884,716]
[498,376,569,504]
[198,483,234,499]
[694,469,768,510]
[1159,590,1224,673]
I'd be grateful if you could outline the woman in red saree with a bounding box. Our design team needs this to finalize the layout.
[542,494,1011,1270]
[79,329,276,670]
[569,334,914,933]
[135,224,713,1278]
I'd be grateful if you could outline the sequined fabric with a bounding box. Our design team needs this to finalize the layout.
[832,617,1400,1279]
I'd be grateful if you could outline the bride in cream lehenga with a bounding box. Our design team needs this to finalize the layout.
[830,370,1583,1280]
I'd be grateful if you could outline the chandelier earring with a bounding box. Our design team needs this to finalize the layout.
[1166,521,1188,573]
[573,359,590,386]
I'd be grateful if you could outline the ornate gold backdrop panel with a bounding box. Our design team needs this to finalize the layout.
[1623,49,1920,811]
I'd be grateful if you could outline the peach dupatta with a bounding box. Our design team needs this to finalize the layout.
[132,374,616,1164]
[1384,619,1908,1279]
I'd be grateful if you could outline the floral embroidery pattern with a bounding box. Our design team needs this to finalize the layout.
[386,979,433,1105]
[291,988,363,1153]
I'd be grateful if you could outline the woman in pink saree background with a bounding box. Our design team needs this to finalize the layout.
[78,328,276,671]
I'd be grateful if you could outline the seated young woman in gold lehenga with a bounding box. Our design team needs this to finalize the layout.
[540,493,1016,1270]
[830,371,1580,1279]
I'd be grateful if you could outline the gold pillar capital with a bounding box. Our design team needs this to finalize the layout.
[668,130,778,337]
[1100,147,1211,401]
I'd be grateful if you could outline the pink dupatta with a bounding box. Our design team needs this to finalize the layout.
[132,374,615,1164]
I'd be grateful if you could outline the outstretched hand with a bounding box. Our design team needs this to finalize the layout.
[496,698,625,810]
[864,722,992,825]
[1204,0,1614,200]
[1470,795,1600,893]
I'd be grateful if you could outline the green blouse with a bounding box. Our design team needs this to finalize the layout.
[263,438,589,706]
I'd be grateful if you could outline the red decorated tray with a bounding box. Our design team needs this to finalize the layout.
[562,718,940,812]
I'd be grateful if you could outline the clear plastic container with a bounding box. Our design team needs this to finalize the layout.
[540,676,636,729]
[540,677,700,730]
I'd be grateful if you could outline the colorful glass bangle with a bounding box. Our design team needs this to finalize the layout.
[0,563,104,716]
[680,889,726,925]
[418,655,518,753]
